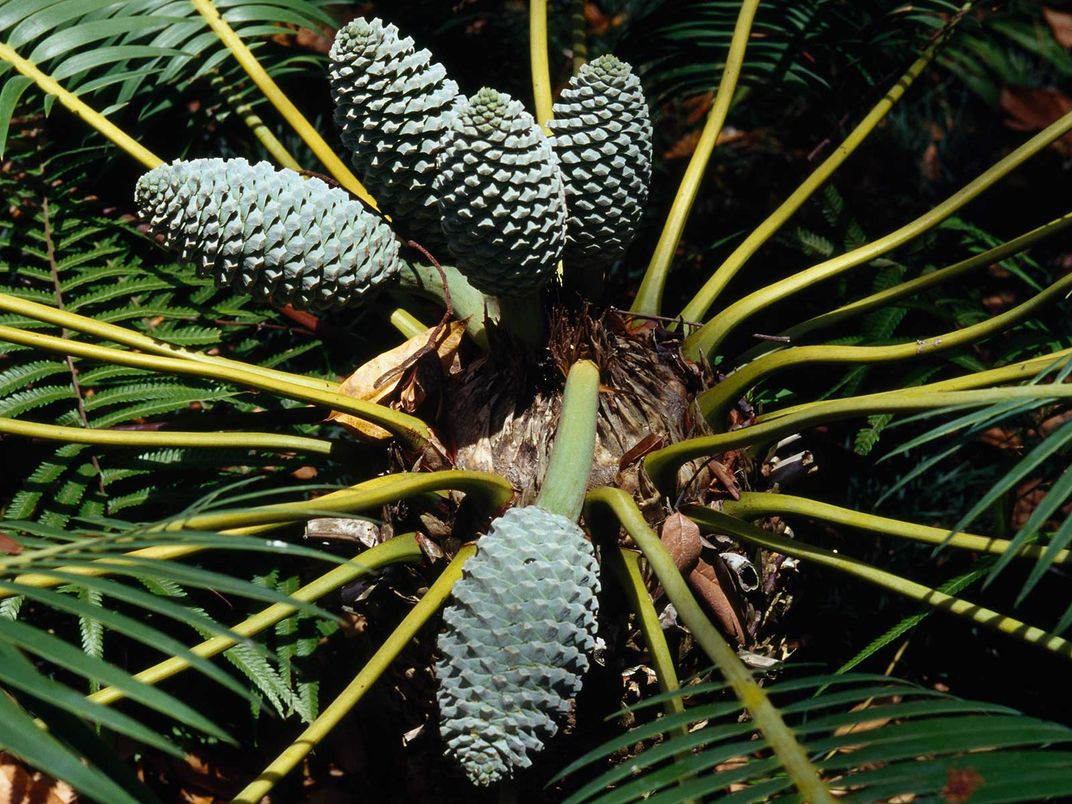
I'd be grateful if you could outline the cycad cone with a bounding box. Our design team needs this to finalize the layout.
[435,506,600,786]
[434,88,568,298]
[329,17,460,249]
[550,55,653,268]
[135,158,401,311]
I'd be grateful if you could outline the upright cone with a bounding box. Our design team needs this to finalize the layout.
[329,17,460,249]
[550,55,652,268]
[434,88,567,298]
[435,506,600,786]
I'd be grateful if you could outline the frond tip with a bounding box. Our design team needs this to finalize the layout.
[135,158,402,311]
[435,506,600,786]
[434,88,568,298]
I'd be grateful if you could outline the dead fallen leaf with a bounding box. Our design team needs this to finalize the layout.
[921,141,941,182]
[688,558,747,645]
[329,322,465,439]
[1044,7,1072,48]
[978,426,1021,451]
[833,694,901,739]
[0,753,77,804]
[708,460,741,500]
[1000,86,1072,154]
[0,531,22,555]
[942,766,985,804]
[660,513,702,573]
[618,433,666,471]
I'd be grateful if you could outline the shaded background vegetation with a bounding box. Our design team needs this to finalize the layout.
[2,1,1071,799]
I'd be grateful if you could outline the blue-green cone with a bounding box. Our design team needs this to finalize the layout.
[550,55,652,268]
[329,17,460,250]
[434,88,568,298]
[436,506,600,786]
[135,158,401,311]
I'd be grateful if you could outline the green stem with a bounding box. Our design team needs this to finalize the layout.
[585,488,834,804]
[676,6,971,325]
[737,209,1072,363]
[0,291,336,393]
[170,471,512,534]
[209,73,301,171]
[631,0,761,317]
[397,261,497,349]
[715,494,1070,564]
[0,416,334,455]
[530,0,554,132]
[757,349,1072,423]
[4,471,511,596]
[231,546,474,804]
[683,107,1072,361]
[609,548,686,725]
[644,385,1072,493]
[388,307,429,339]
[86,534,422,707]
[0,324,430,449]
[0,41,162,169]
[699,269,1072,424]
[570,0,587,75]
[495,293,546,349]
[190,0,376,208]
[687,507,1072,659]
[536,360,600,519]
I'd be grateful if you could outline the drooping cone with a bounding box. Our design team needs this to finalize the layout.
[434,88,568,297]
[550,55,652,268]
[135,158,401,311]
[436,506,600,786]
[329,17,460,249]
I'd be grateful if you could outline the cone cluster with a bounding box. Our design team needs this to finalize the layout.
[135,158,401,311]
[139,19,652,305]
[435,506,600,786]
[327,17,652,296]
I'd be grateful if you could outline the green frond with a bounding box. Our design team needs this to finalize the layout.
[557,671,1072,803]
[0,0,337,157]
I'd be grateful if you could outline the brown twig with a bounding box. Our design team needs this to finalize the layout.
[373,241,455,390]
[611,307,704,330]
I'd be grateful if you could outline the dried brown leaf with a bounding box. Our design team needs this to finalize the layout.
[0,531,22,555]
[1044,7,1072,48]
[688,558,747,645]
[660,513,702,573]
[329,322,465,439]
[618,433,666,471]
[1000,87,1072,154]
[708,460,741,500]
[0,753,77,804]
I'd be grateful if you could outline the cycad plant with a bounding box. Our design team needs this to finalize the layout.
[1,0,1072,801]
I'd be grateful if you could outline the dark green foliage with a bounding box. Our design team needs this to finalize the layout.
[622,0,965,103]
[0,178,333,525]
[0,0,337,158]
[556,671,1072,802]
